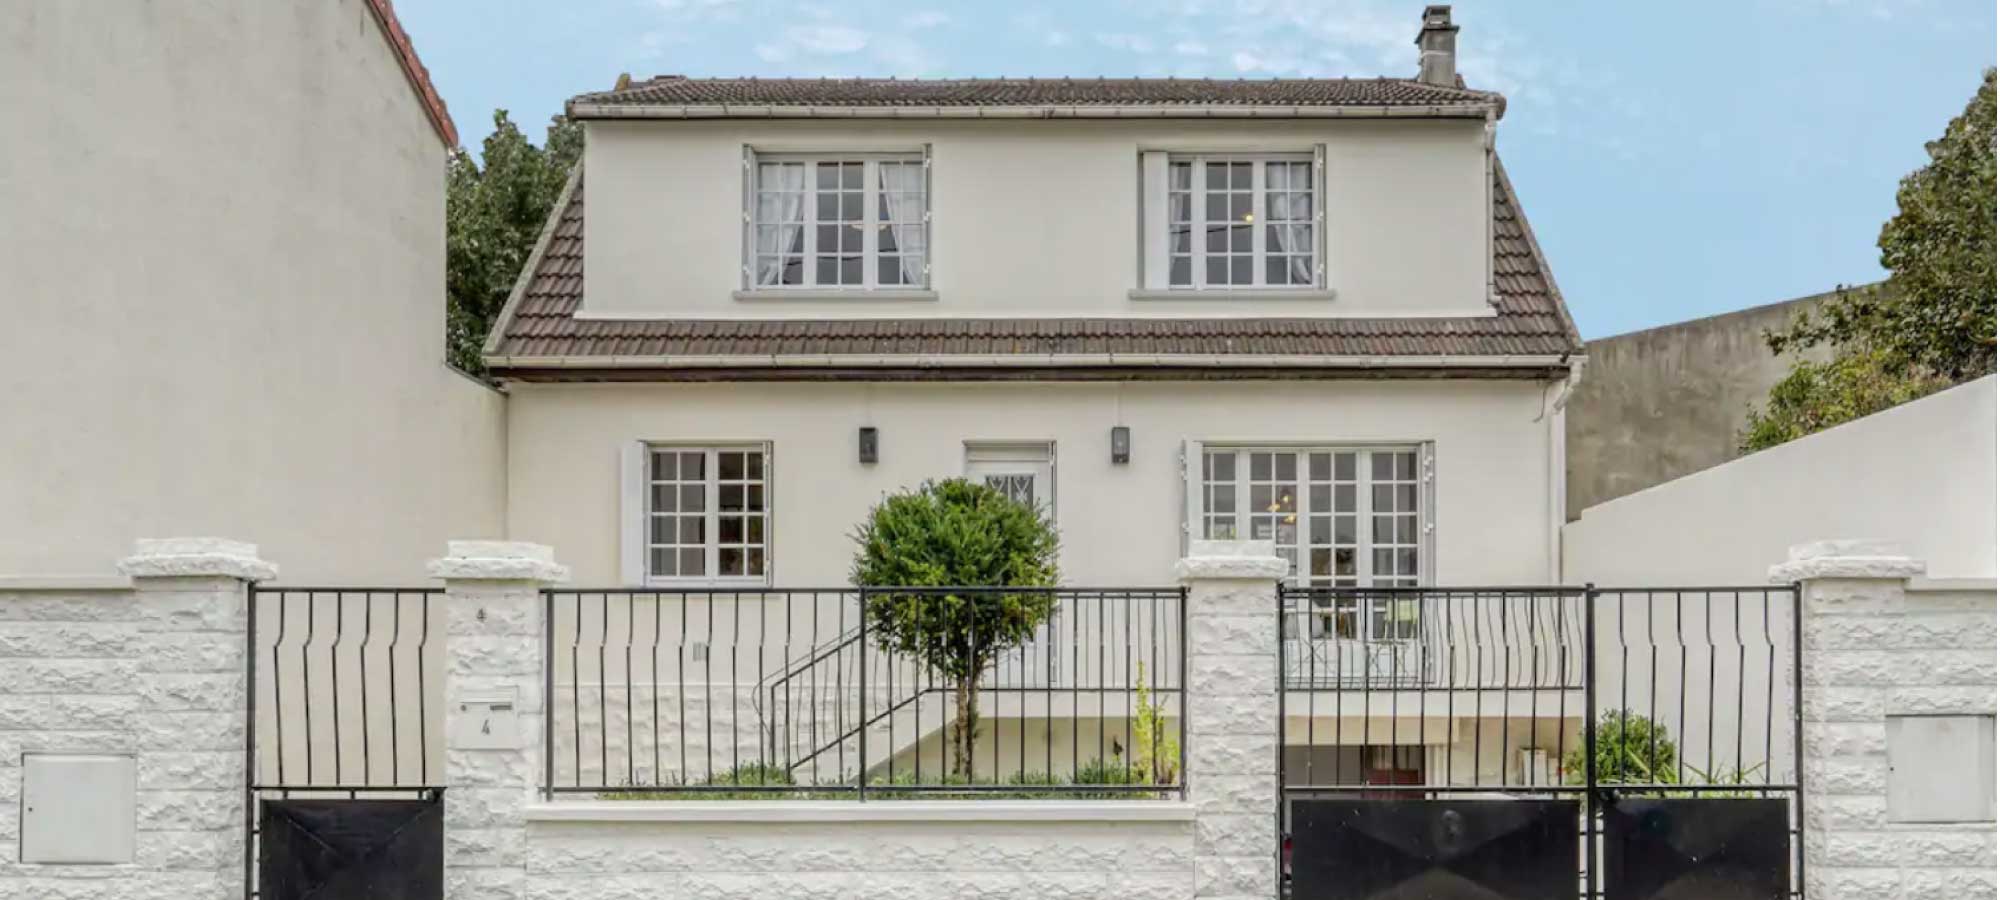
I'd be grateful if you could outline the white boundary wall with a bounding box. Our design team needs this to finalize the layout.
[1565,376,1996,585]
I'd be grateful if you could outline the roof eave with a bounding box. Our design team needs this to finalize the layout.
[564,101,1502,121]
[487,352,1573,370]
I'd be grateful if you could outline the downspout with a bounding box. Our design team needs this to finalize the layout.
[1535,355,1586,580]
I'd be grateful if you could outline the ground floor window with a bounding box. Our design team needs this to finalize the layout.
[645,444,770,582]
[1196,445,1430,587]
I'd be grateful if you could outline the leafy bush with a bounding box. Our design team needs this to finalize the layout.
[851,478,1061,777]
[1562,711,1678,785]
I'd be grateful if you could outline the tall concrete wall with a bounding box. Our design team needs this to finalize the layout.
[0,0,507,582]
[1565,290,1838,520]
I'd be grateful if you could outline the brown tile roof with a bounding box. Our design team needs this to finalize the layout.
[486,160,1581,374]
[364,0,457,147]
[570,76,1501,115]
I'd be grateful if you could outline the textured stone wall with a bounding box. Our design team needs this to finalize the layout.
[0,539,266,900]
[524,817,1192,899]
[1783,543,1998,899]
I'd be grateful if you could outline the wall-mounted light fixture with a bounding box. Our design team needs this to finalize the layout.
[1110,426,1131,465]
[858,427,879,465]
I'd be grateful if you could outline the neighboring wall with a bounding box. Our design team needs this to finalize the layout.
[1564,376,1997,584]
[1565,290,1836,519]
[505,378,1563,586]
[0,0,505,581]
[582,117,1492,319]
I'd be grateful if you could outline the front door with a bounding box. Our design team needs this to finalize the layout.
[964,441,1054,517]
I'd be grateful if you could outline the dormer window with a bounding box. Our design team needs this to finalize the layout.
[1141,150,1325,293]
[746,152,929,291]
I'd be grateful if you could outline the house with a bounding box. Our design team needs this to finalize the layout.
[484,6,1588,788]
[0,0,506,583]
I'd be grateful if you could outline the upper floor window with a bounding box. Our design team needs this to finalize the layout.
[748,153,929,291]
[1142,151,1323,292]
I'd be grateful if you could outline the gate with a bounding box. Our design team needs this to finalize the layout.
[1277,585,1802,899]
[246,586,446,900]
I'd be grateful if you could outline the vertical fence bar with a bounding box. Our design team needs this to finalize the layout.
[542,589,555,801]
[1583,583,1599,900]
[1791,584,1807,900]
[243,585,259,899]
[857,588,869,801]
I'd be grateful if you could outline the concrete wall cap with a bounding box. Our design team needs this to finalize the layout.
[1175,539,1289,580]
[116,537,277,582]
[1769,538,1926,583]
[428,540,569,583]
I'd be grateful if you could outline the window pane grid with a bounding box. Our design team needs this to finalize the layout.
[647,446,770,582]
[1200,446,1421,594]
[753,155,925,290]
[1171,154,1316,290]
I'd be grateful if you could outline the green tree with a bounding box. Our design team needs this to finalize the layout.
[445,111,583,374]
[850,479,1061,777]
[1747,69,1996,448]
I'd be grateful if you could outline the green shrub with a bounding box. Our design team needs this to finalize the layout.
[851,478,1061,777]
[1563,711,1678,785]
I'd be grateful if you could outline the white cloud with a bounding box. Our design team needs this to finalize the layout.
[789,24,870,53]
[1045,30,1072,47]
[905,10,950,29]
[1174,39,1209,56]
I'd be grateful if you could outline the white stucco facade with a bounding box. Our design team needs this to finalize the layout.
[0,0,506,582]
[504,378,1563,587]
[577,117,1494,320]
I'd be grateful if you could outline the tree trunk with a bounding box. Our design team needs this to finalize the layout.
[951,676,981,779]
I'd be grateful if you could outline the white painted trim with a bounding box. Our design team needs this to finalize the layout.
[567,305,1498,321]
[569,103,1498,121]
[723,290,940,304]
[489,352,1570,370]
[1128,289,1337,303]
[523,800,1197,824]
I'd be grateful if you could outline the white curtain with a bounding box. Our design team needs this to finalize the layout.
[754,164,805,286]
[1168,163,1191,283]
[1269,177,1314,284]
[877,162,926,285]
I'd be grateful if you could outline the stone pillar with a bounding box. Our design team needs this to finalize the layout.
[1177,539,1288,900]
[1773,539,1997,899]
[119,537,276,899]
[429,541,566,900]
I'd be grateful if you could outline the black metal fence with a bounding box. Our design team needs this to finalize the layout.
[1277,585,1803,899]
[542,586,1185,799]
[245,586,445,900]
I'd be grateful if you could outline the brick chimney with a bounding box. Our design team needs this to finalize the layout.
[1415,5,1458,86]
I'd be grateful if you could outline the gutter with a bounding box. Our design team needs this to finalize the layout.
[483,352,1575,371]
[565,102,1501,121]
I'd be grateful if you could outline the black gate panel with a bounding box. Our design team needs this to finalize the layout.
[258,798,443,900]
[1603,799,1790,900]
[1291,799,1579,900]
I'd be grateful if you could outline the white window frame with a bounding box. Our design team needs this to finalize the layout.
[1182,442,1433,587]
[742,149,932,292]
[622,442,774,588]
[1142,149,1325,292]
[963,441,1057,522]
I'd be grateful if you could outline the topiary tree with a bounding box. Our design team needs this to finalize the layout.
[851,478,1060,777]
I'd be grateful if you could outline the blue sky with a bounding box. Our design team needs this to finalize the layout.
[396,0,1995,338]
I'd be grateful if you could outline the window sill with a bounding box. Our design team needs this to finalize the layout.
[733,289,939,303]
[642,578,773,589]
[524,800,1195,824]
[1128,288,1336,302]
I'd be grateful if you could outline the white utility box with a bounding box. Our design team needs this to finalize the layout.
[21,753,137,864]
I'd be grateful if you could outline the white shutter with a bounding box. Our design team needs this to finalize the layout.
[1141,151,1170,290]
[1180,440,1205,556]
[620,441,648,586]
[1313,143,1328,288]
[741,146,755,290]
